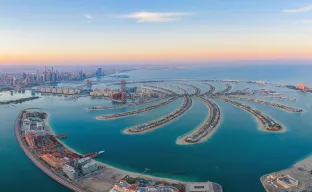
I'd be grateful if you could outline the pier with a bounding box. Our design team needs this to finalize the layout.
[96,96,179,120]
[125,95,192,133]
[177,96,221,144]
[213,97,284,132]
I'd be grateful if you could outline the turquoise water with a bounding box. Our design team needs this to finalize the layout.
[1,65,312,192]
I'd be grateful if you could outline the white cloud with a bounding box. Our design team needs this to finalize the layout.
[118,11,192,23]
[85,14,93,22]
[300,19,312,23]
[284,4,312,13]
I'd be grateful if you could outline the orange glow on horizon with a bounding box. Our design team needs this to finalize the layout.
[1,48,312,64]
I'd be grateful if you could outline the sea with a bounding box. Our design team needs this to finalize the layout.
[1,65,312,192]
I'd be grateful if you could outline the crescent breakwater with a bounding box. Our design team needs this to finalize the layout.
[202,82,216,95]
[177,96,221,145]
[124,95,192,134]
[226,96,303,113]
[213,84,232,95]
[144,85,178,96]
[212,96,284,132]
[177,83,201,96]
[88,97,167,111]
[0,96,40,105]
[96,96,179,120]
[163,84,188,95]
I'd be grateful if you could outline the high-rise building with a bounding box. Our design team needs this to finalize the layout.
[22,72,27,80]
[36,70,40,82]
[44,66,47,82]
[81,161,98,175]
[120,80,126,92]
[62,164,77,180]
[10,77,16,86]
[96,68,102,76]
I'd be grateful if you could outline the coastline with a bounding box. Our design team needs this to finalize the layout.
[45,114,189,185]
[18,109,195,192]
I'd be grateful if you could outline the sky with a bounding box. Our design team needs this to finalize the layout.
[0,0,312,65]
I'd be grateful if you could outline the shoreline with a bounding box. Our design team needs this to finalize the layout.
[44,112,191,185]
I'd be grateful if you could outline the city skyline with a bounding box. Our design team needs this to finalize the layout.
[1,0,312,65]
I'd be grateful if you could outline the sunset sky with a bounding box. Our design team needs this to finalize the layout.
[1,0,312,65]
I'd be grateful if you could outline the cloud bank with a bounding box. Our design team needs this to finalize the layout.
[284,4,312,13]
[118,11,192,23]
[300,20,312,23]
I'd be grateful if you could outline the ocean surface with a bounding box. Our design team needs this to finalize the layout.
[1,65,312,192]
